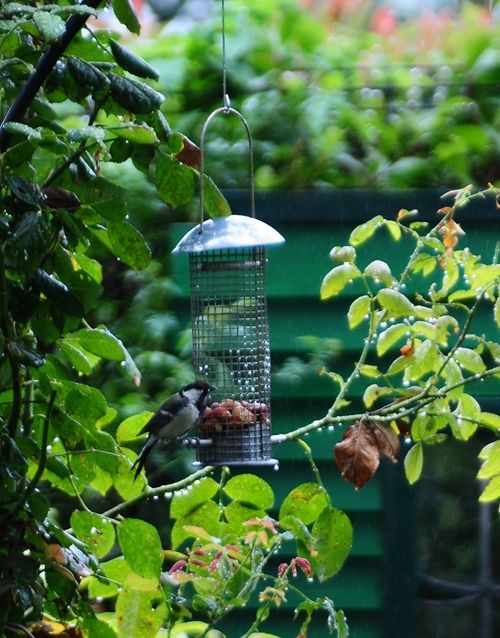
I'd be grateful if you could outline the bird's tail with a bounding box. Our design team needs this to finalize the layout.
[131,437,156,481]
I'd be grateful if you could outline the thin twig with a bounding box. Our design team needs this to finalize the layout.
[102,466,216,518]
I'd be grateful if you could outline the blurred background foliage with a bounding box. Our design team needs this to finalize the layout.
[91,0,500,426]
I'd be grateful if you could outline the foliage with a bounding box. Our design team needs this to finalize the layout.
[0,2,351,637]
[135,0,500,190]
[310,185,499,500]
[1,2,499,638]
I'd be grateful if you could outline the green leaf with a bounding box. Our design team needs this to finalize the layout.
[224,501,266,529]
[171,500,221,549]
[170,477,219,520]
[310,507,352,581]
[4,122,42,142]
[376,288,415,317]
[279,483,329,526]
[479,476,500,502]
[386,220,401,241]
[112,0,140,35]
[117,412,153,443]
[477,441,500,478]
[364,260,393,286]
[114,456,146,499]
[68,56,110,96]
[111,123,159,145]
[57,341,93,375]
[118,519,163,580]
[116,587,165,638]
[70,511,115,559]
[412,253,437,277]
[320,263,361,299]
[223,474,274,510]
[376,324,407,356]
[479,412,500,432]
[60,175,128,221]
[329,245,356,263]
[82,618,117,638]
[449,289,477,302]
[349,215,384,246]
[362,384,393,409]
[101,556,131,581]
[107,221,152,271]
[33,10,65,42]
[110,74,163,114]
[408,339,441,380]
[453,347,486,374]
[70,328,124,361]
[495,297,500,328]
[202,174,232,218]
[404,443,423,484]
[359,364,381,378]
[348,295,370,329]
[109,39,159,80]
[155,155,195,208]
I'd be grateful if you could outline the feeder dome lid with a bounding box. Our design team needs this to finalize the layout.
[172,214,285,253]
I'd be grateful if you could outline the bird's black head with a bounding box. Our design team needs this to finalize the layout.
[181,380,212,396]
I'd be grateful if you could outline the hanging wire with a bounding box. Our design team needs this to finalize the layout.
[221,0,230,110]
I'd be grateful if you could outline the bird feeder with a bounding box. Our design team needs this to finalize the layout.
[172,107,284,466]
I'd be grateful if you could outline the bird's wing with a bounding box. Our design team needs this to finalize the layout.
[139,407,175,435]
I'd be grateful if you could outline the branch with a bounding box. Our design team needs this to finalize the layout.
[13,391,57,515]
[102,466,216,518]
[0,0,104,152]
[0,247,22,438]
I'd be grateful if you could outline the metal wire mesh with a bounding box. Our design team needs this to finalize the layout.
[190,246,274,465]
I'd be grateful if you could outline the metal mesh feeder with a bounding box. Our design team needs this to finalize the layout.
[172,108,285,466]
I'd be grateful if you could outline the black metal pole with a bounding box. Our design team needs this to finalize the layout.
[478,488,492,638]
[0,0,103,152]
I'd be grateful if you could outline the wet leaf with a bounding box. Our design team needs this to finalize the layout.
[224,474,274,510]
[310,506,352,581]
[349,215,384,246]
[404,442,423,484]
[320,263,361,299]
[118,519,163,580]
[329,245,356,263]
[348,295,370,329]
[376,323,407,356]
[279,483,329,526]
[334,420,399,489]
[364,260,393,286]
[377,288,415,317]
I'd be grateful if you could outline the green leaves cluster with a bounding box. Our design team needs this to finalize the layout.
[0,1,233,635]
[320,186,500,493]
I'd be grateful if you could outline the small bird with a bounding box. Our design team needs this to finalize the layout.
[131,381,211,480]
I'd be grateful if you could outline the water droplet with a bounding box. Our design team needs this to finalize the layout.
[273,464,279,471]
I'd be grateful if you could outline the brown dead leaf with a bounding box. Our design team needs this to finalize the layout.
[334,420,380,489]
[370,423,400,461]
[176,135,201,168]
[334,419,400,489]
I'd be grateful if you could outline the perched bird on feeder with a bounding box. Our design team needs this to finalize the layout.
[131,380,211,480]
